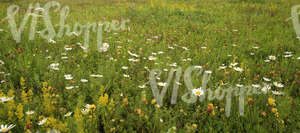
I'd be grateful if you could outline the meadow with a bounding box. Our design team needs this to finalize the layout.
[0,0,299,132]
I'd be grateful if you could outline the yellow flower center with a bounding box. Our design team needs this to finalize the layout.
[195,91,201,95]
[0,128,8,132]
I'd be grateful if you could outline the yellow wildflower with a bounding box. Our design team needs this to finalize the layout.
[268,98,276,106]
[151,99,156,104]
[99,93,109,106]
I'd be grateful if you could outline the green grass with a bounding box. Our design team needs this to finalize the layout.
[0,0,299,132]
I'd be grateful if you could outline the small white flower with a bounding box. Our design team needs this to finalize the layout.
[168,46,175,50]
[61,56,68,59]
[268,55,276,61]
[273,82,284,88]
[123,74,130,78]
[263,77,271,82]
[64,112,73,117]
[65,86,74,90]
[192,88,205,96]
[121,66,128,70]
[236,84,244,87]
[261,84,271,94]
[182,47,189,51]
[201,46,207,49]
[0,124,15,132]
[264,59,270,62]
[158,51,164,54]
[232,44,237,47]
[157,82,167,87]
[64,46,72,51]
[252,84,261,88]
[128,58,138,62]
[0,96,14,103]
[194,66,202,69]
[99,43,110,52]
[297,57,300,60]
[90,74,103,78]
[169,63,177,67]
[272,90,284,95]
[48,39,56,44]
[80,79,88,83]
[219,65,227,70]
[50,63,59,71]
[26,110,35,115]
[64,74,73,80]
[230,63,238,67]
[138,84,146,89]
[38,118,47,125]
[283,54,292,58]
[163,69,168,72]
[148,56,157,61]
[205,70,212,74]
[233,67,244,72]
[252,46,259,49]
[0,60,4,65]
[160,118,164,122]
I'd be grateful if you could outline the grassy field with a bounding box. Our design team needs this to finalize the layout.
[0,0,299,132]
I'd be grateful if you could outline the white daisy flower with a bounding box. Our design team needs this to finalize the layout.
[138,84,146,89]
[0,96,14,103]
[182,47,189,51]
[273,82,284,88]
[261,84,271,94]
[38,118,48,125]
[64,112,73,117]
[99,43,110,52]
[158,51,164,54]
[50,63,59,71]
[121,66,128,70]
[219,65,227,70]
[64,74,73,80]
[170,63,177,67]
[90,74,103,78]
[283,54,292,58]
[0,60,4,65]
[229,63,238,67]
[236,84,244,87]
[61,56,68,59]
[168,46,175,49]
[268,55,276,61]
[123,74,130,78]
[0,124,15,132]
[128,58,138,62]
[263,77,271,82]
[80,79,88,83]
[233,67,244,72]
[25,110,35,115]
[148,56,157,61]
[65,86,74,90]
[192,88,205,96]
[48,39,56,44]
[271,90,284,95]
[252,84,261,88]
